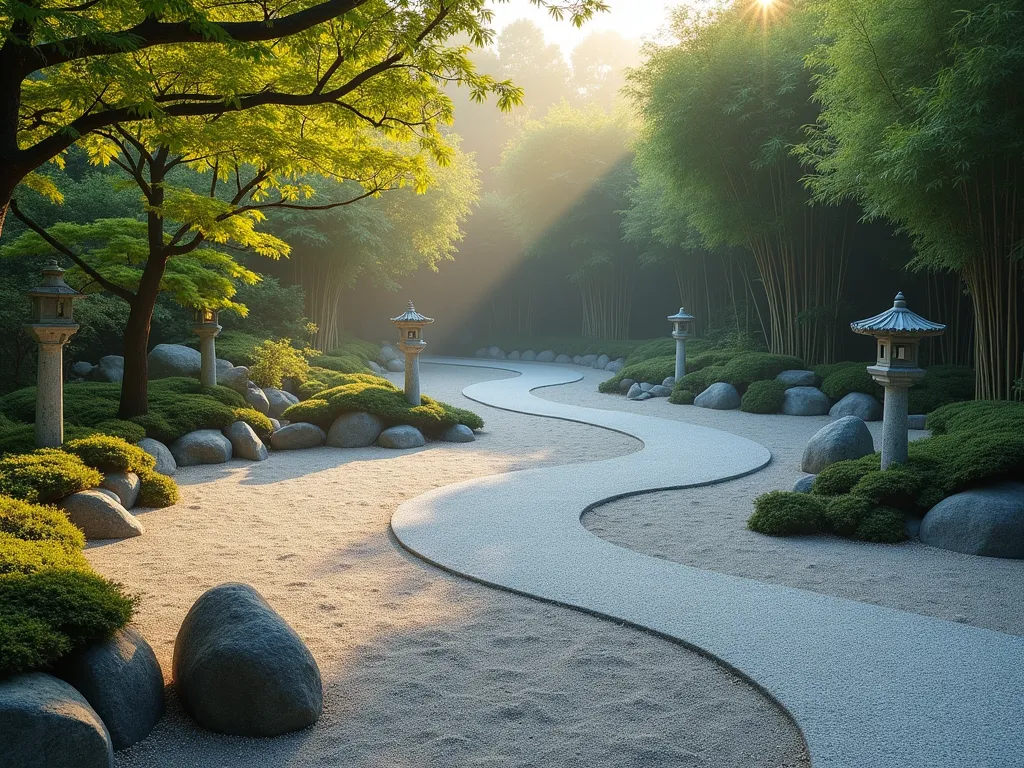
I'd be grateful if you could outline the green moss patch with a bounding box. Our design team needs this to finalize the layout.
[748,491,826,535]
[740,380,790,414]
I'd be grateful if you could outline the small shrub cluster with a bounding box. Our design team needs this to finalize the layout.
[283,373,483,434]
[202,330,263,367]
[740,380,790,414]
[907,365,975,414]
[248,338,315,389]
[748,491,826,535]
[598,356,675,393]
[0,450,102,504]
[0,496,86,575]
[673,352,805,398]
[668,388,695,405]
[816,362,883,402]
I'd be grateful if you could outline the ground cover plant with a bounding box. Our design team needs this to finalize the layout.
[283,373,483,434]
[749,400,1024,543]
[667,352,805,401]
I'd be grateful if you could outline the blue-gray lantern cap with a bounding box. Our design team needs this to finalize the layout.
[667,307,695,323]
[851,292,945,337]
[391,300,434,325]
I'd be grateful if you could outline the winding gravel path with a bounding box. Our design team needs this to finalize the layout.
[393,358,1024,768]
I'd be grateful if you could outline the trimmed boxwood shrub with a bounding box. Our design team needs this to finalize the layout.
[0,569,136,678]
[673,353,805,399]
[283,374,483,433]
[740,380,790,414]
[907,365,974,414]
[817,362,883,402]
[137,469,179,508]
[927,399,1024,436]
[748,491,826,535]
[0,450,102,504]
[668,388,695,405]
[62,435,156,475]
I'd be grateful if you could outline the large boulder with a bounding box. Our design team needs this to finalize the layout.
[60,490,143,540]
[521,350,537,362]
[535,350,556,363]
[270,423,326,451]
[71,361,96,379]
[908,414,928,430]
[555,354,572,364]
[571,355,582,365]
[776,370,819,387]
[57,628,165,751]
[662,376,676,389]
[222,422,268,462]
[380,346,400,363]
[173,583,322,736]
[473,348,487,358]
[800,416,875,474]
[327,412,384,448]
[626,383,644,400]
[218,366,249,395]
[829,392,882,422]
[386,358,405,373]
[486,346,506,360]
[215,358,234,376]
[137,438,176,476]
[618,378,635,394]
[782,386,832,416]
[367,361,384,375]
[377,425,426,449]
[919,482,1024,559]
[243,385,271,415]
[593,354,610,369]
[91,355,124,383]
[605,360,624,374]
[147,344,202,380]
[694,382,741,410]
[507,350,521,361]
[170,430,232,467]
[264,388,299,419]
[793,475,816,493]
[99,472,140,510]
[580,354,598,367]
[441,424,476,443]
[0,673,113,768]
[649,384,673,398]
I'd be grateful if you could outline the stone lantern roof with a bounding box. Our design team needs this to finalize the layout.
[26,260,84,300]
[851,292,945,337]
[391,301,433,325]
[666,307,695,323]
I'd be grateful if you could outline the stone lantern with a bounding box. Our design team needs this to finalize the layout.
[192,308,222,387]
[24,261,85,447]
[390,300,433,406]
[851,292,945,469]
[667,307,695,380]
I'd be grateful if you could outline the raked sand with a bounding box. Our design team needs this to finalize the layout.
[87,364,808,768]
[538,368,1024,638]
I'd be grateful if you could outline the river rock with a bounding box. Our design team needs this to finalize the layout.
[555,354,572,364]
[219,366,249,394]
[92,355,124,383]
[649,384,673,398]
[57,627,165,751]
[327,412,384,448]
[270,423,326,451]
[782,386,832,416]
[148,344,202,380]
[386,358,405,373]
[639,382,654,392]
[173,583,322,736]
[829,392,882,422]
[793,474,816,493]
[694,382,741,410]
[536,350,556,362]
[521,350,537,361]
[776,369,819,387]
[572,355,582,365]
[626,383,644,400]
[606,360,624,374]
[244,385,270,415]
[919,482,1024,559]
[71,361,96,379]
[441,424,476,443]
[593,354,610,369]
[137,438,176,476]
[99,472,140,510]
[60,490,143,540]
[222,422,268,461]
[662,376,676,389]
[507,351,521,361]
[486,346,506,360]
[264,388,299,419]
[0,673,113,768]
[619,378,635,394]
[800,415,875,474]
[908,414,928,430]
[378,425,426,449]
[580,354,597,367]
[170,429,232,466]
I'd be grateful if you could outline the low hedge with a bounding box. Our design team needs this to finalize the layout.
[598,356,676,393]
[748,491,826,535]
[668,388,695,405]
[673,352,805,398]
[740,380,790,414]
[283,373,483,433]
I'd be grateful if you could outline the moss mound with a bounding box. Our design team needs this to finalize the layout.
[284,374,483,433]
[817,362,883,402]
[740,380,790,414]
[668,388,695,405]
[674,352,804,399]
[748,491,826,535]
[0,450,102,504]
[62,435,156,475]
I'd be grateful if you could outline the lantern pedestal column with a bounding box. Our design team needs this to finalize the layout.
[399,340,426,406]
[868,367,921,470]
[27,325,78,447]
[192,323,222,388]
[673,335,687,380]
[666,307,695,381]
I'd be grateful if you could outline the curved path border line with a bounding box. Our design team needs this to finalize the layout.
[391,358,1024,768]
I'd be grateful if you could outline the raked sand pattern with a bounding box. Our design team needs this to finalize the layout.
[393,358,1024,768]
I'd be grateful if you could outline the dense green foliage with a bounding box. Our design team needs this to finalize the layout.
[674,353,805,398]
[62,435,155,475]
[741,380,790,414]
[668,389,694,406]
[207,331,264,368]
[817,363,882,402]
[748,491,826,536]
[284,374,483,434]
[248,339,314,390]
[0,451,102,504]
[0,497,86,575]
[598,356,675,392]
[308,335,381,376]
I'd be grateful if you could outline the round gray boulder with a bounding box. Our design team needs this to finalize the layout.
[793,474,816,493]
[137,438,176,476]
[57,627,165,751]
[536,350,556,362]
[829,392,883,422]
[91,355,124,383]
[908,414,928,430]
[60,490,143,540]
[380,346,400,363]
[386,358,405,373]
[377,425,426,449]
[71,361,96,379]
[367,361,384,375]
[173,583,323,736]
[605,360,624,374]
[662,376,676,389]
[243,385,270,415]
[800,415,875,474]
[649,384,673,398]
[264,388,299,419]
[441,424,476,443]
[327,412,384,448]
[571,355,582,365]
[579,354,598,367]
[618,378,635,394]
[219,366,249,395]
[776,370,819,387]
[148,344,202,380]
[593,354,610,369]
[0,673,113,768]
[486,346,506,360]
[920,482,1024,559]
[694,382,741,410]
[507,350,521,361]
[521,350,537,362]
[99,472,140,510]
[473,347,487,358]
[626,383,644,400]
[170,429,232,467]
[555,354,572,364]
[782,386,832,416]
[270,423,326,451]
[222,422,268,461]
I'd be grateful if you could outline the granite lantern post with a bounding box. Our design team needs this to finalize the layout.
[24,261,85,447]
[192,308,222,387]
[667,307,695,380]
[851,292,945,469]
[391,301,434,406]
